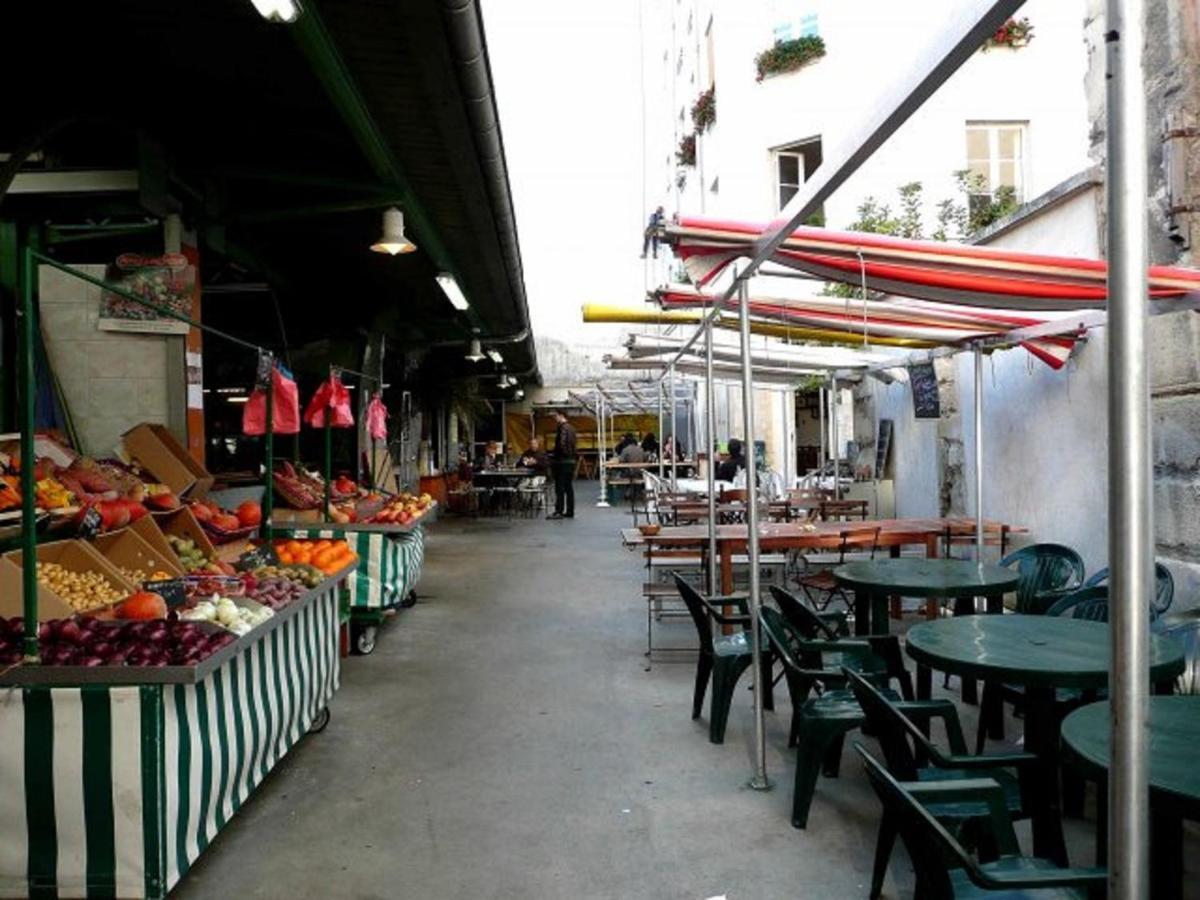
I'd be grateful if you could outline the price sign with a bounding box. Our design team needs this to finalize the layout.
[144,577,189,608]
[235,544,278,572]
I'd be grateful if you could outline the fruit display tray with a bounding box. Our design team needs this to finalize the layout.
[0,563,353,686]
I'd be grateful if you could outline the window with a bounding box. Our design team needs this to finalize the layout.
[774,138,823,212]
[965,121,1027,210]
[771,3,819,43]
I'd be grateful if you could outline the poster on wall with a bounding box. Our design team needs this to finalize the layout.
[909,364,941,419]
[97,252,194,334]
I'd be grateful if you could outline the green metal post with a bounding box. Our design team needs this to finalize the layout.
[19,247,38,660]
[263,353,275,543]
[324,420,333,525]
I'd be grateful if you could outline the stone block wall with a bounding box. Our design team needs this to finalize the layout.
[38,263,177,457]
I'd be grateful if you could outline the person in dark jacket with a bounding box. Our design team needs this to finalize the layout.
[548,411,578,519]
[716,438,745,482]
[516,437,548,474]
[640,432,659,457]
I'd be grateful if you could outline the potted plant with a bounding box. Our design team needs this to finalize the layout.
[983,17,1034,50]
[691,87,716,132]
[676,134,696,167]
[754,35,826,82]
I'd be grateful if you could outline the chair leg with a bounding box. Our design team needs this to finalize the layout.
[710,659,753,744]
[759,649,775,712]
[975,682,1005,754]
[870,811,896,900]
[822,732,845,777]
[1062,765,1086,819]
[792,719,848,829]
[692,653,713,720]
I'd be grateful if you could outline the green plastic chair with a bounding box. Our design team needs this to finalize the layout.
[998,544,1085,615]
[845,669,1039,900]
[671,573,769,744]
[759,606,895,829]
[1083,562,1174,618]
[855,744,1106,899]
[770,584,914,700]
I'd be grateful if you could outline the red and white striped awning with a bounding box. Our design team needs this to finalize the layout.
[655,285,1081,369]
[664,216,1200,312]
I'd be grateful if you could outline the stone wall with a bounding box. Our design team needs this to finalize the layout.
[38,264,177,457]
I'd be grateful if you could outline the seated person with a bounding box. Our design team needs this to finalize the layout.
[716,438,745,482]
[619,439,647,464]
[476,441,502,470]
[640,432,659,457]
[516,437,548,473]
[614,432,637,456]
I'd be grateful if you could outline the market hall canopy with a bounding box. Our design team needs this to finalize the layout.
[662,216,1200,312]
[1,0,537,376]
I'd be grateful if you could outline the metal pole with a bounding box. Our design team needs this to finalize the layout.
[657,379,665,480]
[1106,0,1151,895]
[323,415,333,522]
[737,277,769,790]
[19,247,38,661]
[263,353,275,543]
[669,364,678,490]
[705,318,718,594]
[818,385,826,477]
[597,389,610,508]
[974,345,984,561]
[830,376,840,499]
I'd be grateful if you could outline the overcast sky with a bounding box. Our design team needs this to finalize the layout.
[484,1,644,354]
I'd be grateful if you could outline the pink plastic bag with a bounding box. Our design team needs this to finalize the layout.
[304,375,355,429]
[366,393,389,441]
[243,365,301,435]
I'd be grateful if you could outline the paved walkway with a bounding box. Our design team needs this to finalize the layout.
[173,502,1113,899]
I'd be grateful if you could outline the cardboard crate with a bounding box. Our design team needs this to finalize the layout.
[271,508,322,524]
[94,527,185,582]
[122,423,213,498]
[0,539,134,620]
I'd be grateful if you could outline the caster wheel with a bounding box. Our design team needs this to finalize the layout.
[352,624,378,655]
[400,589,417,609]
[308,707,331,734]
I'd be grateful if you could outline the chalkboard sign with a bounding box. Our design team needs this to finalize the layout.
[235,543,279,572]
[909,364,941,419]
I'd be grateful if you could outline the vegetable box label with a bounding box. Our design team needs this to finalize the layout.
[235,544,279,572]
[144,576,189,608]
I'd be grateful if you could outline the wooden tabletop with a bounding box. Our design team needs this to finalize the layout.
[834,558,1018,597]
[621,518,946,547]
[906,615,1185,689]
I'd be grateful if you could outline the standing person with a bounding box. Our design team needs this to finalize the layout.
[548,411,577,519]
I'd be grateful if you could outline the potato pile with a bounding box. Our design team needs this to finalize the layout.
[35,561,125,611]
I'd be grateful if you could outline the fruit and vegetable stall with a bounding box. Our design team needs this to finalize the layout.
[0,255,360,899]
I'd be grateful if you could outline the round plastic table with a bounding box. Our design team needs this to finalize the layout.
[1062,695,1200,900]
[906,615,1186,867]
[834,557,1018,636]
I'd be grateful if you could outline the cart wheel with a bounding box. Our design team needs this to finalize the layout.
[308,706,331,734]
[401,589,418,609]
[353,624,378,655]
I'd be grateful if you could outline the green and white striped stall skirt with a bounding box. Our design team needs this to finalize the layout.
[279,526,425,610]
[0,585,340,899]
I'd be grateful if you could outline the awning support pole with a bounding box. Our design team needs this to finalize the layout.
[738,277,769,791]
[669,364,678,490]
[1106,0,1151,895]
[657,379,664,480]
[974,344,984,562]
[830,376,840,499]
[705,317,718,594]
[19,247,37,661]
[596,389,610,508]
[818,386,826,478]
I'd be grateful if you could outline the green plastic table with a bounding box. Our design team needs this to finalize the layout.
[834,558,1018,636]
[1062,695,1200,900]
[906,615,1186,867]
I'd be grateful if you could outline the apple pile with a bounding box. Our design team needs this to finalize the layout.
[364,492,434,526]
[239,570,307,610]
[190,498,262,534]
[0,616,236,668]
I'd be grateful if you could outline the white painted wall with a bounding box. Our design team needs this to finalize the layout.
[649,0,1091,235]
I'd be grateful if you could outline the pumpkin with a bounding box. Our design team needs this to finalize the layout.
[116,591,168,621]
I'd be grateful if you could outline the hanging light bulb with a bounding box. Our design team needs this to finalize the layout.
[465,339,485,362]
[370,207,417,255]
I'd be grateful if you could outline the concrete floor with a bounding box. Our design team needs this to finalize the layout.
[174,502,1152,900]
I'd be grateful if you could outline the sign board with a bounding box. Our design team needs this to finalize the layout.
[909,364,941,419]
[98,253,194,334]
[235,544,278,572]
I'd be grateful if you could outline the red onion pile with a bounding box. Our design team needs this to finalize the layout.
[0,616,236,668]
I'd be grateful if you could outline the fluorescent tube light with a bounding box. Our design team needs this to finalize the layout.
[436,273,470,311]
